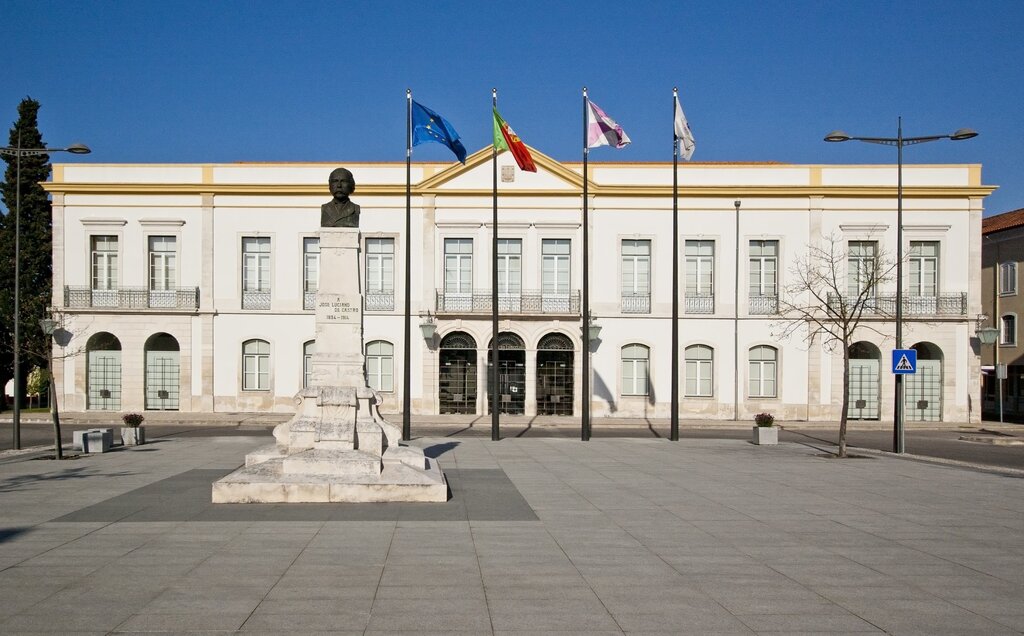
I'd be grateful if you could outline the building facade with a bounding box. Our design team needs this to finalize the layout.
[44,148,992,423]
[981,208,1024,420]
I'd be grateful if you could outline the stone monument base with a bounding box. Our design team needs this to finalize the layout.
[212,386,448,504]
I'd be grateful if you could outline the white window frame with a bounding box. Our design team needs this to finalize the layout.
[748,240,778,297]
[621,239,651,295]
[303,237,319,294]
[621,343,650,397]
[148,235,176,291]
[365,237,394,294]
[242,339,270,391]
[847,240,878,298]
[685,239,714,295]
[908,241,939,297]
[365,340,395,392]
[497,238,522,295]
[684,345,714,397]
[748,345,778,398]
[242,237,272,293]
[444,238,473,294]
[1001,314,1017,347]
[91,235,119,291]
[1000,262,1017,296]
[303,340,315,388]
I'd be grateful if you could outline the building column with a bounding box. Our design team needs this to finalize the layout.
[524,347,537,416]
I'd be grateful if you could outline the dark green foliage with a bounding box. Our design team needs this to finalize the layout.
[0,98,54,407]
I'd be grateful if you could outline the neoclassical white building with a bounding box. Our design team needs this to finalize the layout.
[44,147,993,423]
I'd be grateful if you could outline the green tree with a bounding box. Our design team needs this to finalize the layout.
[0,98,54,409]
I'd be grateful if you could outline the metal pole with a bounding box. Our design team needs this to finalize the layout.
[998,362,1004,424]
[895,118,904,454]
[402,89,412,441]
[734,200,741,421]
[670,88,679,441]
[491,89,500,442]
[582,87,591,441]
[13,130,21,449]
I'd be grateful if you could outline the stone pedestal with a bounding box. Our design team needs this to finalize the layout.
[213,227,447,503]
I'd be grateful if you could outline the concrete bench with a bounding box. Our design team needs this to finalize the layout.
[73,428,115,453]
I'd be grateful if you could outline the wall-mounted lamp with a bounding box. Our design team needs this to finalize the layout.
[419,312,437,342]
[586,313,602,342]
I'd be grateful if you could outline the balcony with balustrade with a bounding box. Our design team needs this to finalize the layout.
[242,290,271,310]
[825,292,967,317]
[436,289,581,316]
[64,286,200,311]
[621,292,651,314]
[749,294,779,315]
[684,292,714,315]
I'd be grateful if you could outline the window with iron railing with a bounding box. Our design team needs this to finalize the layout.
[749,240,778,314]
[242,237,271,310]
[685,239,714,313]
[621,239,651,313]
[303,237,319,310]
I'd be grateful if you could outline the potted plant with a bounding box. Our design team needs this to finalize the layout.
[752,412,777,445]
[121,412,146,446]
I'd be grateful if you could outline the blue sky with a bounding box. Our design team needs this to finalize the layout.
[2,0,1022,214]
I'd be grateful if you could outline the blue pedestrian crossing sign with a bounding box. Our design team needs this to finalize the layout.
[892,349,917,374]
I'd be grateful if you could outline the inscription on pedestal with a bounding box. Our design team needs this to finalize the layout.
[316,293,362,323]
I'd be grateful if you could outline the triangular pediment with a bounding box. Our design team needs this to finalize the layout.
[417,145,587,193]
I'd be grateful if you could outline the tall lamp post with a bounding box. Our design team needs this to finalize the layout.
[824,120,976,454]
[39,316,63,459]
[0,139,90,449]
[976,318,1001,423]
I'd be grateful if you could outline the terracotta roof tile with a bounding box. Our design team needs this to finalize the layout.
[983,208,1024,235]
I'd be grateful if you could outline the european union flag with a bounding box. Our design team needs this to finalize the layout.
[411,100,467,164]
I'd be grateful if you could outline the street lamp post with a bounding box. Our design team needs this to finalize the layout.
[824,120,976,454]
[0,139,90,449]
[976,319,1000,423]
[39,316,63,459]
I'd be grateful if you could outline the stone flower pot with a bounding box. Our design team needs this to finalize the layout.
[752,426,778,445]
[121,426,146,446]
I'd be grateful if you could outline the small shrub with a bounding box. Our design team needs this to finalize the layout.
[122,413,145,427]
[754,412,775,427]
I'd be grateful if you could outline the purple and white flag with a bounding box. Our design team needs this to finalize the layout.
[587,101,631,149]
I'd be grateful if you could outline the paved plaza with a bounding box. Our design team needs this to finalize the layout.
[0,434,1022,634]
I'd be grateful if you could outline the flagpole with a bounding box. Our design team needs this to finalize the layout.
[671,88,680,442]
[403,89,413,441]
[491,88,500,442]
[582,87,591,442]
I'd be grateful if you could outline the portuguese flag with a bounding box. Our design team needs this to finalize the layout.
[492,108,537,172]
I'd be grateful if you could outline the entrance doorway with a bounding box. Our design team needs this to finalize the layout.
[144,333,180,410]
[537,333,574,415]
[487,332,526,415]
[847,341,880,420]
[87,332,122,410]
[906,341,943,422]
[439,331,477,414]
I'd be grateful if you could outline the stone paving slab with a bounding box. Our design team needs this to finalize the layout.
[0,435,1022,634]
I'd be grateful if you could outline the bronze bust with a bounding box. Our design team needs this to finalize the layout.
[321,167,360,228]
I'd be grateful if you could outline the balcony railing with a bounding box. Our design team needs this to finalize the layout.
[303,290,316,311]
[621,292,651,314]
[64,286,199,310]
[749,294,778,315]
[365,290,395,312]
[436,289,581,315]
[684,292,714,314]
[242,290,271,310]
[826,293,967,316]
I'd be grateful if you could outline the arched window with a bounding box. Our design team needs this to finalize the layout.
[685,345,713,397]
[366,340,394,392]
[1001,314,1017,346]
[621,344,650,396]
[748,345,777,398]
[242,339,270,390]
[303,340,315,388]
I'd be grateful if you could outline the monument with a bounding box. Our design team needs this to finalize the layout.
[212,169,447,503]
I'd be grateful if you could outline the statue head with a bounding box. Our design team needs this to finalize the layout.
[328,168,355,201]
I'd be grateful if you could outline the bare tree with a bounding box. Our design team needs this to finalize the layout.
[773,233,897,457]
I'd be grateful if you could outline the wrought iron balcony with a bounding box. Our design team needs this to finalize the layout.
[749,294,779,315]
[365,290,395,312]
[436,289,581,315]
[303,290,316,311]
[684,292,714,314]
[825,292,967,316]
[242,290,271,310]
[621,292,651,314]
[64,286,199,310]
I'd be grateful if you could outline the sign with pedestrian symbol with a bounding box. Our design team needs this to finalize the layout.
[892,349,917,374]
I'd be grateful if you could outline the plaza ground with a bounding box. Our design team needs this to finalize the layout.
[0,425,1022,634]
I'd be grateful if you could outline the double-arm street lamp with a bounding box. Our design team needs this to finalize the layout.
[0,137,90,449]
[824,119,977,454]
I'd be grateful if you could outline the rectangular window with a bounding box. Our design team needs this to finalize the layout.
[443,238,473,311]
[242,237,271,310]
[365,238,395,311]
[621,345,650,396]
[366,341,395,392]
[684,346,713,397]
[847,240,878,298]
[542,239,571,312]
[909,241,938,297]
[302,238,319,311]
[749,239,778,314]
[91,235,118,290]
[497,238,522,312]
[685,239,714,313]
[621,239,651,313]
[148,236,176,290]
[1000,262,1017,296]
